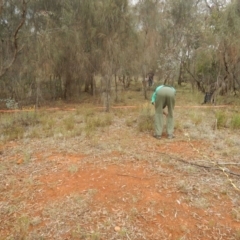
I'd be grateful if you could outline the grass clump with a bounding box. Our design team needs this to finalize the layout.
[85,112,113,134]
[215,110,228,129]
[189,111,203,126]
[137,103,154,132]
[230,113,240,129]
[0,111,39,140]
[125,117,137,127]
[68,164,79,174]
[232,207,240,222]
[63,115,75,131]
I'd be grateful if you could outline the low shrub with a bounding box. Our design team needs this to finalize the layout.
[137,103,154,132]
[231,114,240,129]
[215,111,227,129]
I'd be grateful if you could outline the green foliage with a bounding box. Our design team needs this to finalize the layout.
[231,113,240,129]
[194,48,218,88]
[40,113,55,131]
[189,111,203,126]
[0,99,19,109]
[85,112,113,134]
[0,111,39,140]
[169,0,194,25]
[137,103,154,132]
[68,164,79,174]
[215,111,227,129]
[16,215,30,237]
[63,115,75,131]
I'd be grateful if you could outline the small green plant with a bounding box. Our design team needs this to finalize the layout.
[231,114,240,129]
[71,225,87,239]
[190,113,203,125]
[23,151,31,164]
[0,98,19,109]
[85,113,112,134]
[41,114,55,130]
[28,128,42,138]
[130,207,139,217]
[68,164,79,174]
[89,231,101,240]
[119,227,129,238]
[191,197,209,209]
[3,125,25,140]
[232,207,240,222]
[174,118,183,131]
[16,215,30,238]
[137,103,154,132]
[64,115,75,131]
[176,180,190,194]
[0,111,40,140]
[215,110,227,129]
[235,229,240,240]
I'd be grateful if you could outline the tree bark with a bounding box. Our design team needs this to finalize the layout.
[0,0,27,78]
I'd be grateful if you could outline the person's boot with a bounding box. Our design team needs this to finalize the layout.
[153,134,161,139]
[168,134,175,139]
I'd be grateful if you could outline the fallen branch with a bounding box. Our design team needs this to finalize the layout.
[116,174,156,179]
[217,162,240,166]
[148,150,240,178]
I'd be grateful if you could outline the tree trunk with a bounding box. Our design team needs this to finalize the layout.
[178,61,183,86]
[142,74,148,100]
[105,74,111,112]
[114,73,118,102]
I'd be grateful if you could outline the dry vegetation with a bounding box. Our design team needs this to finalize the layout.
[1,84,240,240]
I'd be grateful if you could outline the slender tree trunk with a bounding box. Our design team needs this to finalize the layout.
[178,61,183,86]
[114,73,118,102]
[142,74,147,100]
[105,74,111,112]
[92,75,96,97]
[36,77,40,109]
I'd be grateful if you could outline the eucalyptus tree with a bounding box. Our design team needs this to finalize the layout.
[134,0,163,99]
[0,0,27,99]
[73,0,103,96]
[184,0,239,96]
[20,0,93,101]
[214,0,240,94]
[134,0,202,90]
[18,0,65,104]
[94,0,135,111]
[157,0,207,88]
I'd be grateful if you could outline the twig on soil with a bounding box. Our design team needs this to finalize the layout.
[216,162,240,165]
[126,233,132,240]
[30,168,46,175]
[116,174,156,179]
[148,150,240,178]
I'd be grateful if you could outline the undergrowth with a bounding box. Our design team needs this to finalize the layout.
[137,103,154,132]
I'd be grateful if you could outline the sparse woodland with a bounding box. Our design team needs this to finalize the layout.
[2,2,240,239]
[1,0,240,110]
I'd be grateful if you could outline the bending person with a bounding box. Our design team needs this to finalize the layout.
[151,85,176,139]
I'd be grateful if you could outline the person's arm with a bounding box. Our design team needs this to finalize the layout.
[151,91,157,104]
